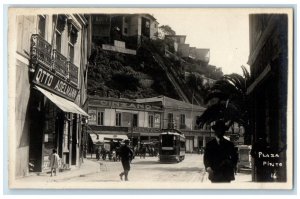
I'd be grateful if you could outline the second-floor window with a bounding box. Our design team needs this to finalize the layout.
[116,113,122,126]
[38,15,46,39]
[54,15,66,53]
[180,114,185,128]
[68,25,78,63]
[55,31,62,52]
[68,42,74,63]
[97,111,104,126]
[132,114,138,127]
[168,113,173,124]
[149,115,154,128]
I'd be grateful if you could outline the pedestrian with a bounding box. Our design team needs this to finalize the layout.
[96,147,101,161]
[49,149,60,177]
[204,120,238,183]
[119,139,133,181]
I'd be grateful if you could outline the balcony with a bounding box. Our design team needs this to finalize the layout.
[68,61,78,86]
[30,34,52,70]
[53,50,68,79]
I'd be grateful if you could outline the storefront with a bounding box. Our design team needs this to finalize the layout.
[29,48,89,172]
[87,96,163,150]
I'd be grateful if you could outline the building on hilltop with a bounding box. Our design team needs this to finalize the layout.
[90,13,159,51]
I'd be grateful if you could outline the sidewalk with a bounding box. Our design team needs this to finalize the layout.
[16,158,100,183]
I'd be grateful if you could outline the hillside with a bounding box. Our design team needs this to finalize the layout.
[87,39,222,106]
[87,44,180,100]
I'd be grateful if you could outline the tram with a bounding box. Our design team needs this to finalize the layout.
[158,129,186,163]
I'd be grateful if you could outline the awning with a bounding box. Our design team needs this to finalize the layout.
[35,86,89,117]
[89,133,128,144]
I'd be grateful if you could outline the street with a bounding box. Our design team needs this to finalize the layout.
[65,153,206,182]
[15,153,251,186]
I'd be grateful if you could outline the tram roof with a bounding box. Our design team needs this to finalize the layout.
[161,129,185,137]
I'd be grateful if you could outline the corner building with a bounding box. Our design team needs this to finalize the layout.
[12,14,90,177]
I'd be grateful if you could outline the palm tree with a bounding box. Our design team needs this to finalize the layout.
[196,66,252,144]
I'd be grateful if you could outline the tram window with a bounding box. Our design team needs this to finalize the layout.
[161,135,174,147]
[180,141,185,148]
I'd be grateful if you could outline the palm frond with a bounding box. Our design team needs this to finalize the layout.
[241,65,250,81]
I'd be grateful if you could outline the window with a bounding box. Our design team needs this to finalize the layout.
[68,43,74,63]
[68,24,78,63]
[97,111,104,126]
[145,21,150,28]
[180,114,185,125]
[54,15,66,53]
[124,16,129,23]
[116,113,122,126]
[132,114,138,127]
[55,31,62,52]
[168,113,173,124]
[154,113,161,128]
[180,114,186,129]
[124,28,128,34]
[149,115,154,128]
[38,15,46,38]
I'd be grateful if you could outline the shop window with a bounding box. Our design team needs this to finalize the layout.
[38,15,46,39]
[149,115,154,128]
[116,113,122,126]
[97,111,104,126]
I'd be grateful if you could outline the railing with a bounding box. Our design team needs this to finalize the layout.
[52,49,68,79]
[30,34,79,87]
[68,61,78,86]
[30,34,52,70]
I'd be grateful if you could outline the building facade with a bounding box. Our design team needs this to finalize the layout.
[136,96,212,153]
[87,96,163,150]
[247,14,288,182]
[86,96,213,153]
[12,14,90,177]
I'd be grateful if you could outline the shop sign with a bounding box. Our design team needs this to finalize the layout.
[89,99,162,111]
[133,127,161,134]
[33,66,78,101]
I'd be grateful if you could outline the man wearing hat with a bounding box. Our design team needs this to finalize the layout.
[204,120,238,182]
[119,139,134,181]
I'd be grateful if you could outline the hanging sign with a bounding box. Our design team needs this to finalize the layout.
[32,65,79,101]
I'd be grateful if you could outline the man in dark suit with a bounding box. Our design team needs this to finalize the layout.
[119,139,134,181]
[204,120,238,183]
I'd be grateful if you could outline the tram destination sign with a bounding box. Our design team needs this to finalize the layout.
[32,65,79,101]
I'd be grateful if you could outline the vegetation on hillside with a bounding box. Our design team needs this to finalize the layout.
[87,46,180,100]
[87,29,224,104]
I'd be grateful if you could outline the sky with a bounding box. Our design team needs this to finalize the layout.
[149,9,250,75]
